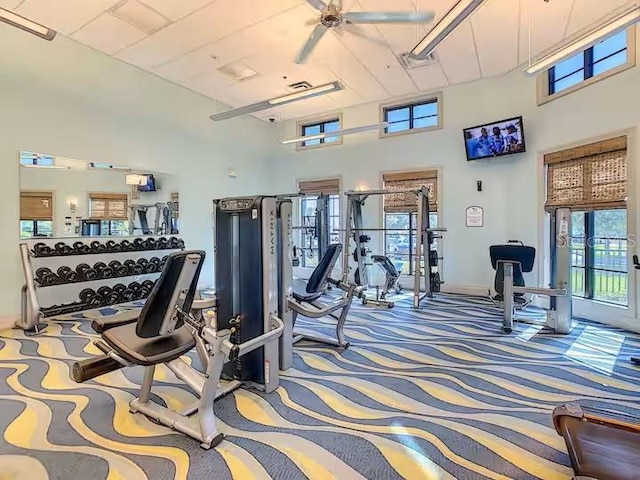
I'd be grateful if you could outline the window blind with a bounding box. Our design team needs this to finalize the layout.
[298,178,340,195]
[382,170,438,213]
[20,191,53,220]
[89,193,128,220]
[545,136,627,210]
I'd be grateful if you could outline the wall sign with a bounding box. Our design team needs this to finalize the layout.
[466,206,484,227]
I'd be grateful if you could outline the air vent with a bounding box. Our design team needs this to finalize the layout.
[398,52,438,70]
[287,81,313,91]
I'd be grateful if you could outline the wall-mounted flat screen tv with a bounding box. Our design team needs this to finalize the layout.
[138,174,156,192]
[464,116,526,161]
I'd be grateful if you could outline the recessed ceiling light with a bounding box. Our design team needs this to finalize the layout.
[218,62,258,82]
[110,0,171,35]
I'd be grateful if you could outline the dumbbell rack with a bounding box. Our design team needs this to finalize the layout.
[19,236,185,334]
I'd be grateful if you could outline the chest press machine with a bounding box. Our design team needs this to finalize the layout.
[491,208,573,334]
[73,196,284,449]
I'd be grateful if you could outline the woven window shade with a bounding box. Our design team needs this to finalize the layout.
[20,191,53,220]
[383,171,438,213]
[545,136,627,210]
[89,193,128,220]
[298,178,340,195]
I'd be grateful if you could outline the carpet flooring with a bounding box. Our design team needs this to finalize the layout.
[1,294,640,479]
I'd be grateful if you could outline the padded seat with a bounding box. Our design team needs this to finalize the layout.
[292,279,323,303]
[102,322,195,366]
[292,243,342,304]
[557,415,640,480]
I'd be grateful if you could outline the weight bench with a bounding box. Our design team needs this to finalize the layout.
[490,241,535,305]
[289,243,355,349]
[553,403,640,480]
[73,250,284,449]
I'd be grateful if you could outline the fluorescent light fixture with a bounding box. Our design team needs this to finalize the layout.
[280,122,388,145]
[268,82,343,105]
[126,174,148,186]
[22,164,69,170]
[409,0,486,59]
[0,7,56,41]
[210,81,344,121]
[524,4,640,75]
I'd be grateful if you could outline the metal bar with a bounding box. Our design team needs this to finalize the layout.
[165,358,205,396]
[585,211,595,299]
[18,243,40,331]
[513,286,567,296]
[503,263,514,332]
[414,191,425,307]
[345,188,422,196]
[220,316,284,359]
[341,195,353,282]
[138,365,156,404]
[332,227,447,232]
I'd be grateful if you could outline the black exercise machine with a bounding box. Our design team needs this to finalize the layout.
[489,240,535,305]
[73,196,285,449]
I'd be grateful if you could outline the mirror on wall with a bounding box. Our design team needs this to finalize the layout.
[19,151,179,239]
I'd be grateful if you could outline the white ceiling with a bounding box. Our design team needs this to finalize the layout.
[4,0,632,121]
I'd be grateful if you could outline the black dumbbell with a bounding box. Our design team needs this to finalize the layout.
[120,240,132,251]
[145,238,157,250]
[35,267,53,282]
[133,238,145,251]
[109,261,128,277]
[144,261,157,274]
[113,283,127,295]
[129,282,141,293]
[79,288,96,304]
[142,280,155,291]
[100,266,114,279]
[56,266,73,281]
[105,240,120,252]
[54,242,73,256]
[131,261,144,275]
[96,286,113,306]
[157,237,168,249]
[73,241,90,254]
[32,243,52,257]
[66,270,79,283]
[122,289,136,302]
[94,262,107,275]
[77,263,98,281]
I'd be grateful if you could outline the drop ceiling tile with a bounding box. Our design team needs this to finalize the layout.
[565,0,630,36]
[518,0,574,63]
[471,0,519,77]
[117,0,301,69]
[72,13,148,55]
[312,31,388,101]
[355,0,436,53]
[16,0,122,34]
[407,63,449,91]
[0,1,22,8]
[183,68,237,98]
[434,22,481,84]
[333,25,418,98]
[139,0,214,21]
[155,4,311,82]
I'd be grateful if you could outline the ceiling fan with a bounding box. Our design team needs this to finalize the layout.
[296,0,435,63]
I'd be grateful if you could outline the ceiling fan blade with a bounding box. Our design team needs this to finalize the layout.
[305,0,327,11]
[340,23,387,46]
[295,24,329,64]
[305,17,321,25]
[343,11,435,24]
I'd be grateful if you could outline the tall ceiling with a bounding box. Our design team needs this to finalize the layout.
[1,0,631,121]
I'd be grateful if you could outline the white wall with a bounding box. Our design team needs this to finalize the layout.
[0,27,277,317]
[271,50,640,304]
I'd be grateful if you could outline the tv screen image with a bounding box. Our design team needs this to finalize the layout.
[138,174,156,192]
[464,116,525,161]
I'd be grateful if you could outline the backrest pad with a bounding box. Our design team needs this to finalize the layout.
[136,250,205,338]
[306,243,342,294]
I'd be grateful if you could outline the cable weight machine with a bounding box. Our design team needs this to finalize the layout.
[341,186,446,308]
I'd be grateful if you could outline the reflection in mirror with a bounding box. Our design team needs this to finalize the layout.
[19,151,179,239]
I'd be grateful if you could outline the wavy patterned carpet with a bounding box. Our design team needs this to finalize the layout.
[2,294,640,480]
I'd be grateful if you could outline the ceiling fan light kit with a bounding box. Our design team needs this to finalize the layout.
[296,0,435,64]
[210,81,344,121]
[409,0,486,59]
[524,3,640,75]
[0,7,56,40]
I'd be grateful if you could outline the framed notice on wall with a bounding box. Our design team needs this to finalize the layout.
[466,206,484,227]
